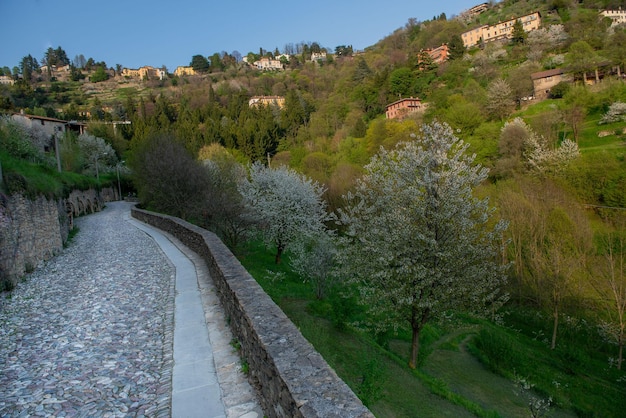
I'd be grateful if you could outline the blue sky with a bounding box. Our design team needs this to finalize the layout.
[1,0,479,72]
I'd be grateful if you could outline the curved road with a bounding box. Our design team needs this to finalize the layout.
[0,201,261,417]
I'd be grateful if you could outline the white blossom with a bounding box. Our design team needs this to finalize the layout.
[600,102,626,124]
[337,121,508,368]
[239,162,329,263]
[77,133,117,175]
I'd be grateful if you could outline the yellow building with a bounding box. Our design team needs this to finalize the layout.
[122,66,166,80]
[174,66,196,77]
[461,11,542,48]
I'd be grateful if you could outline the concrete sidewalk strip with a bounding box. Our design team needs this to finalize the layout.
[128,215,263,418]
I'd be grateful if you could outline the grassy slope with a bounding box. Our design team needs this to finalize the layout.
[237,97,626,414]
[238,239,626,418]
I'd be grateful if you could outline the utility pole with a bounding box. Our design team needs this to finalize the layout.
[54,132,62,172]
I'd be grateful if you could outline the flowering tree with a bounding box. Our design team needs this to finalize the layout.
[520,117,579,174]
[486,79,515,121]
[240,162,329,264]
[498,117,579,175]
[600,102,626,124]
[337,122,508,369]
[77,133,116,177]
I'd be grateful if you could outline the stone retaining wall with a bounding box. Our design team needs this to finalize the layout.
[0,188,114,288]
[131,207,374,418]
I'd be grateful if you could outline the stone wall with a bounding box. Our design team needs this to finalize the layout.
[0,188,113,288]
[131,207,374,418]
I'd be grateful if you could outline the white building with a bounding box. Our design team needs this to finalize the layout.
[0,75,15,85]
[253,57,284,71]
[601,8,626,27]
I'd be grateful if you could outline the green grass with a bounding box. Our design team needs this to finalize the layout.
[1,151,108,198]
[237,240,626,417]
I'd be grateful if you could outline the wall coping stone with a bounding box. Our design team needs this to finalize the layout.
[131,207,374,418]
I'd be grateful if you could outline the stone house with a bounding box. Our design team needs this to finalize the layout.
[11,112,86,152]
[531,68,572,100]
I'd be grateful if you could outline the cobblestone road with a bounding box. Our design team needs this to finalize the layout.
[0,202,175,417]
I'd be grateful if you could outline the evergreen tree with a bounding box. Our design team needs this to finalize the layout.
[190,54,210,73]
[511,19,527,45]
[448,34,466,60]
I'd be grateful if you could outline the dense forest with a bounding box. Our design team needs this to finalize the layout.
[2,0,626,416]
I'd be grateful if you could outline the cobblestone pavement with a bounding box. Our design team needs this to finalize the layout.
[0,202,176,417]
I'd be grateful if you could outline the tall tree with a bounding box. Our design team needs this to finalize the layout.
[130,133,209,220]
[73,54,87,69]
[499,178,592,349]
[594,216,626,370]
[389,67,416,97]
[565,40,601,84]
[605,29,626,77]
[447,34,466,60]
[43,46,69,67]
[337,122,508,369]
[352,57,372,82]
[511,19,527,45]
[19,55,39,83]
[190,54,210,73]
[200,144,251,250]
[209,52,224,72]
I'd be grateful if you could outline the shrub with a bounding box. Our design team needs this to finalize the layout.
[473,327,524,375]
[0,116,44,162]
[549,81,570,99]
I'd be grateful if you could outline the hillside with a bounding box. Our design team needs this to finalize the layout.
[2,0,626,416]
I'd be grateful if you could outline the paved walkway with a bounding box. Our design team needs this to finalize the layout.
[0,201,262,418]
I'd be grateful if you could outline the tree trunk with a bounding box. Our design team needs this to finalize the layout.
[409,326,421,369]
[618,329,623,370]
[551,304,559,350]
[275,246,283,264]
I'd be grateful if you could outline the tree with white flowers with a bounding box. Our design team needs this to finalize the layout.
[240,162,330,264]
[77,133,117,179]
[337,122,509,369]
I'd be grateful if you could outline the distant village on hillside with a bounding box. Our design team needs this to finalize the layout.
[2,2,626,124]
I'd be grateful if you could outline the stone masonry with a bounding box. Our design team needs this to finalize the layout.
[0,188,114,288]
[132,207,375,418]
